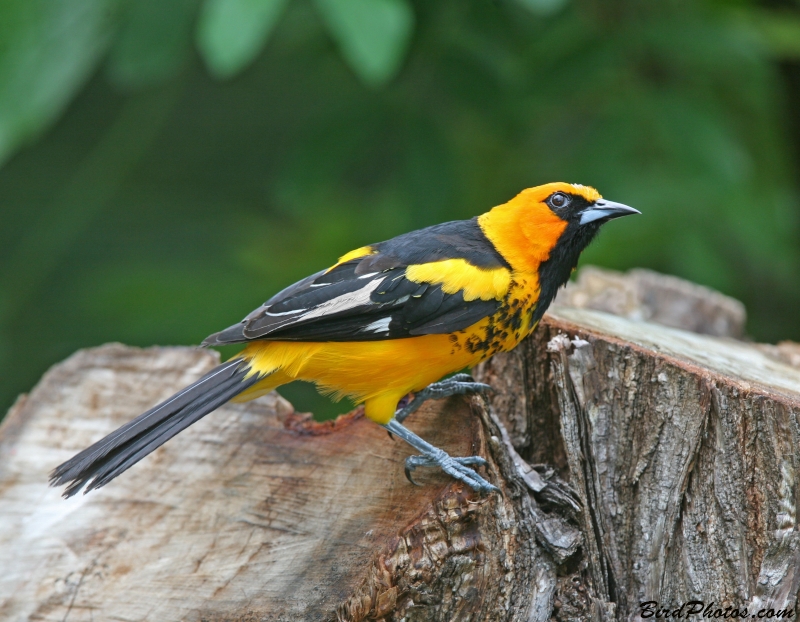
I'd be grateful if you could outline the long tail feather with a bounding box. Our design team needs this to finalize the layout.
[50,358,260,498]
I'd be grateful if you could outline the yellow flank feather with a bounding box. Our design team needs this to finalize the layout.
[405,259,511,301]
[236,330,490,423]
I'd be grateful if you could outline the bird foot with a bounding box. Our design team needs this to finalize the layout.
[405,454,496,493]
[384,418,497,495]
[395,374,493,424]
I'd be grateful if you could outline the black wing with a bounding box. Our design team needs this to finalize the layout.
[203,217,509,345]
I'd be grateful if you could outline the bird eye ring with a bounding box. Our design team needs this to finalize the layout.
[548,192,570,209]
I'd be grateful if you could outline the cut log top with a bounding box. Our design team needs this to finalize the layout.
[1,268,799,621]
[554,265,748,338]
[551,305,800,402]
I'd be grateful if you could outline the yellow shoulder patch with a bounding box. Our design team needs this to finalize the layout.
[405,259,511,302]
[338,245,375,264]
[326,245,375,273]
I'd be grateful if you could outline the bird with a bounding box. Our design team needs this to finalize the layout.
[50,182,639,498]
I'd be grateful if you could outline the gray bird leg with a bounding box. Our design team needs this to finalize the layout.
[383,418,498,495]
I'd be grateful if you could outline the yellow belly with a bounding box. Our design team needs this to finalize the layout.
[236,274,539,424]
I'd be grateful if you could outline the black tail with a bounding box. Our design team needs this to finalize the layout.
[50,358,259,498]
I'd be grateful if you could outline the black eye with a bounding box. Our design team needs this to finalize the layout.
[548,192,570,209]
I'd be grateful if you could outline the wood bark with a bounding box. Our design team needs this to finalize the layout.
[476,307,800,620]
[1,271,799,621]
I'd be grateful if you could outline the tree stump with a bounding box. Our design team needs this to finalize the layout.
[476,306,800,620]
[1,270,799,621]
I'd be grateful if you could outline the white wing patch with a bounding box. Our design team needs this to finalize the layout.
[299,278,383,320]
[363,317,391,333]
[265,308,306,317]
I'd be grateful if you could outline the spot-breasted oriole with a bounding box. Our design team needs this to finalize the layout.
[51,182,639,496]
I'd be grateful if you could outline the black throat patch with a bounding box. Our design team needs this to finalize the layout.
[532,202,602,324]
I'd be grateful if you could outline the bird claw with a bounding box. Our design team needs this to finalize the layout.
[404,453,496,494]
[404,461,422,486]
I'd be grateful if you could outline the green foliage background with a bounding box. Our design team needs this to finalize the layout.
[1,0,799,419]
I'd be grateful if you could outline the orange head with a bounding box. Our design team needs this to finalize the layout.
[477,182,638,274]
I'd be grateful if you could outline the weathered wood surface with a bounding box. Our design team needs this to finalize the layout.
[477,306,800,620]
[1,269,800,621]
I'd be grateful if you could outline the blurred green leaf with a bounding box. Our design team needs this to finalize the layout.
[0,84,182,327]
[747,9,800,59]
[196,0,290,78]
[106,0,199,89]
[0,0,116,166]
[515,0,570,17]
[313,0,414,86]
